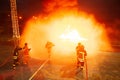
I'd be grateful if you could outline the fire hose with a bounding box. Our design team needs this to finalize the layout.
[29,58,49,80]
[85,57,88,80]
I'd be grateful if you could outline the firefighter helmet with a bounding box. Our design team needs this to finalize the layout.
[25,43,27,45]
[78,42,81,45]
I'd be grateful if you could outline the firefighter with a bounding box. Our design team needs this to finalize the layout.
[23,43,31,65]
[45,41,55,59]
[76,42,87,69]
[13,45,22,69]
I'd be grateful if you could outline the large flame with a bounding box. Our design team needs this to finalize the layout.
[20,0,112,63]
[59,26,87,42]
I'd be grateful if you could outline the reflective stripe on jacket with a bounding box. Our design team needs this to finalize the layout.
[13,56,18,59]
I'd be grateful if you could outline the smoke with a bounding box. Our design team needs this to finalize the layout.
[42,0,78,13]
[20,0,112,64]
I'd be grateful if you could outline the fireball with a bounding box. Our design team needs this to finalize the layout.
[20,0,111,63]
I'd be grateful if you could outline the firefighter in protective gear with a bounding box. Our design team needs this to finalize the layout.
[45,41,55,59]
[76,42,87,69]
[23,43,31,65]
[13,45,22,69]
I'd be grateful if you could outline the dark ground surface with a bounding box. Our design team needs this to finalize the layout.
[0,39,120,80]
[32,52,120,80]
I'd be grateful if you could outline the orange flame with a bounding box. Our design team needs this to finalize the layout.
[20,0,112,63]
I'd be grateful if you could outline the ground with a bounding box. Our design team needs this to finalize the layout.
[32,52,120,80]
[0,38,120,80]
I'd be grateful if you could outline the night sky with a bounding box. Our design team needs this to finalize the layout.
[78,0,120,23]
[0,0,120,22]
[0,0,120,38]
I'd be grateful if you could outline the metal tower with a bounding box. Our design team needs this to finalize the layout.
[10,0,20,45]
